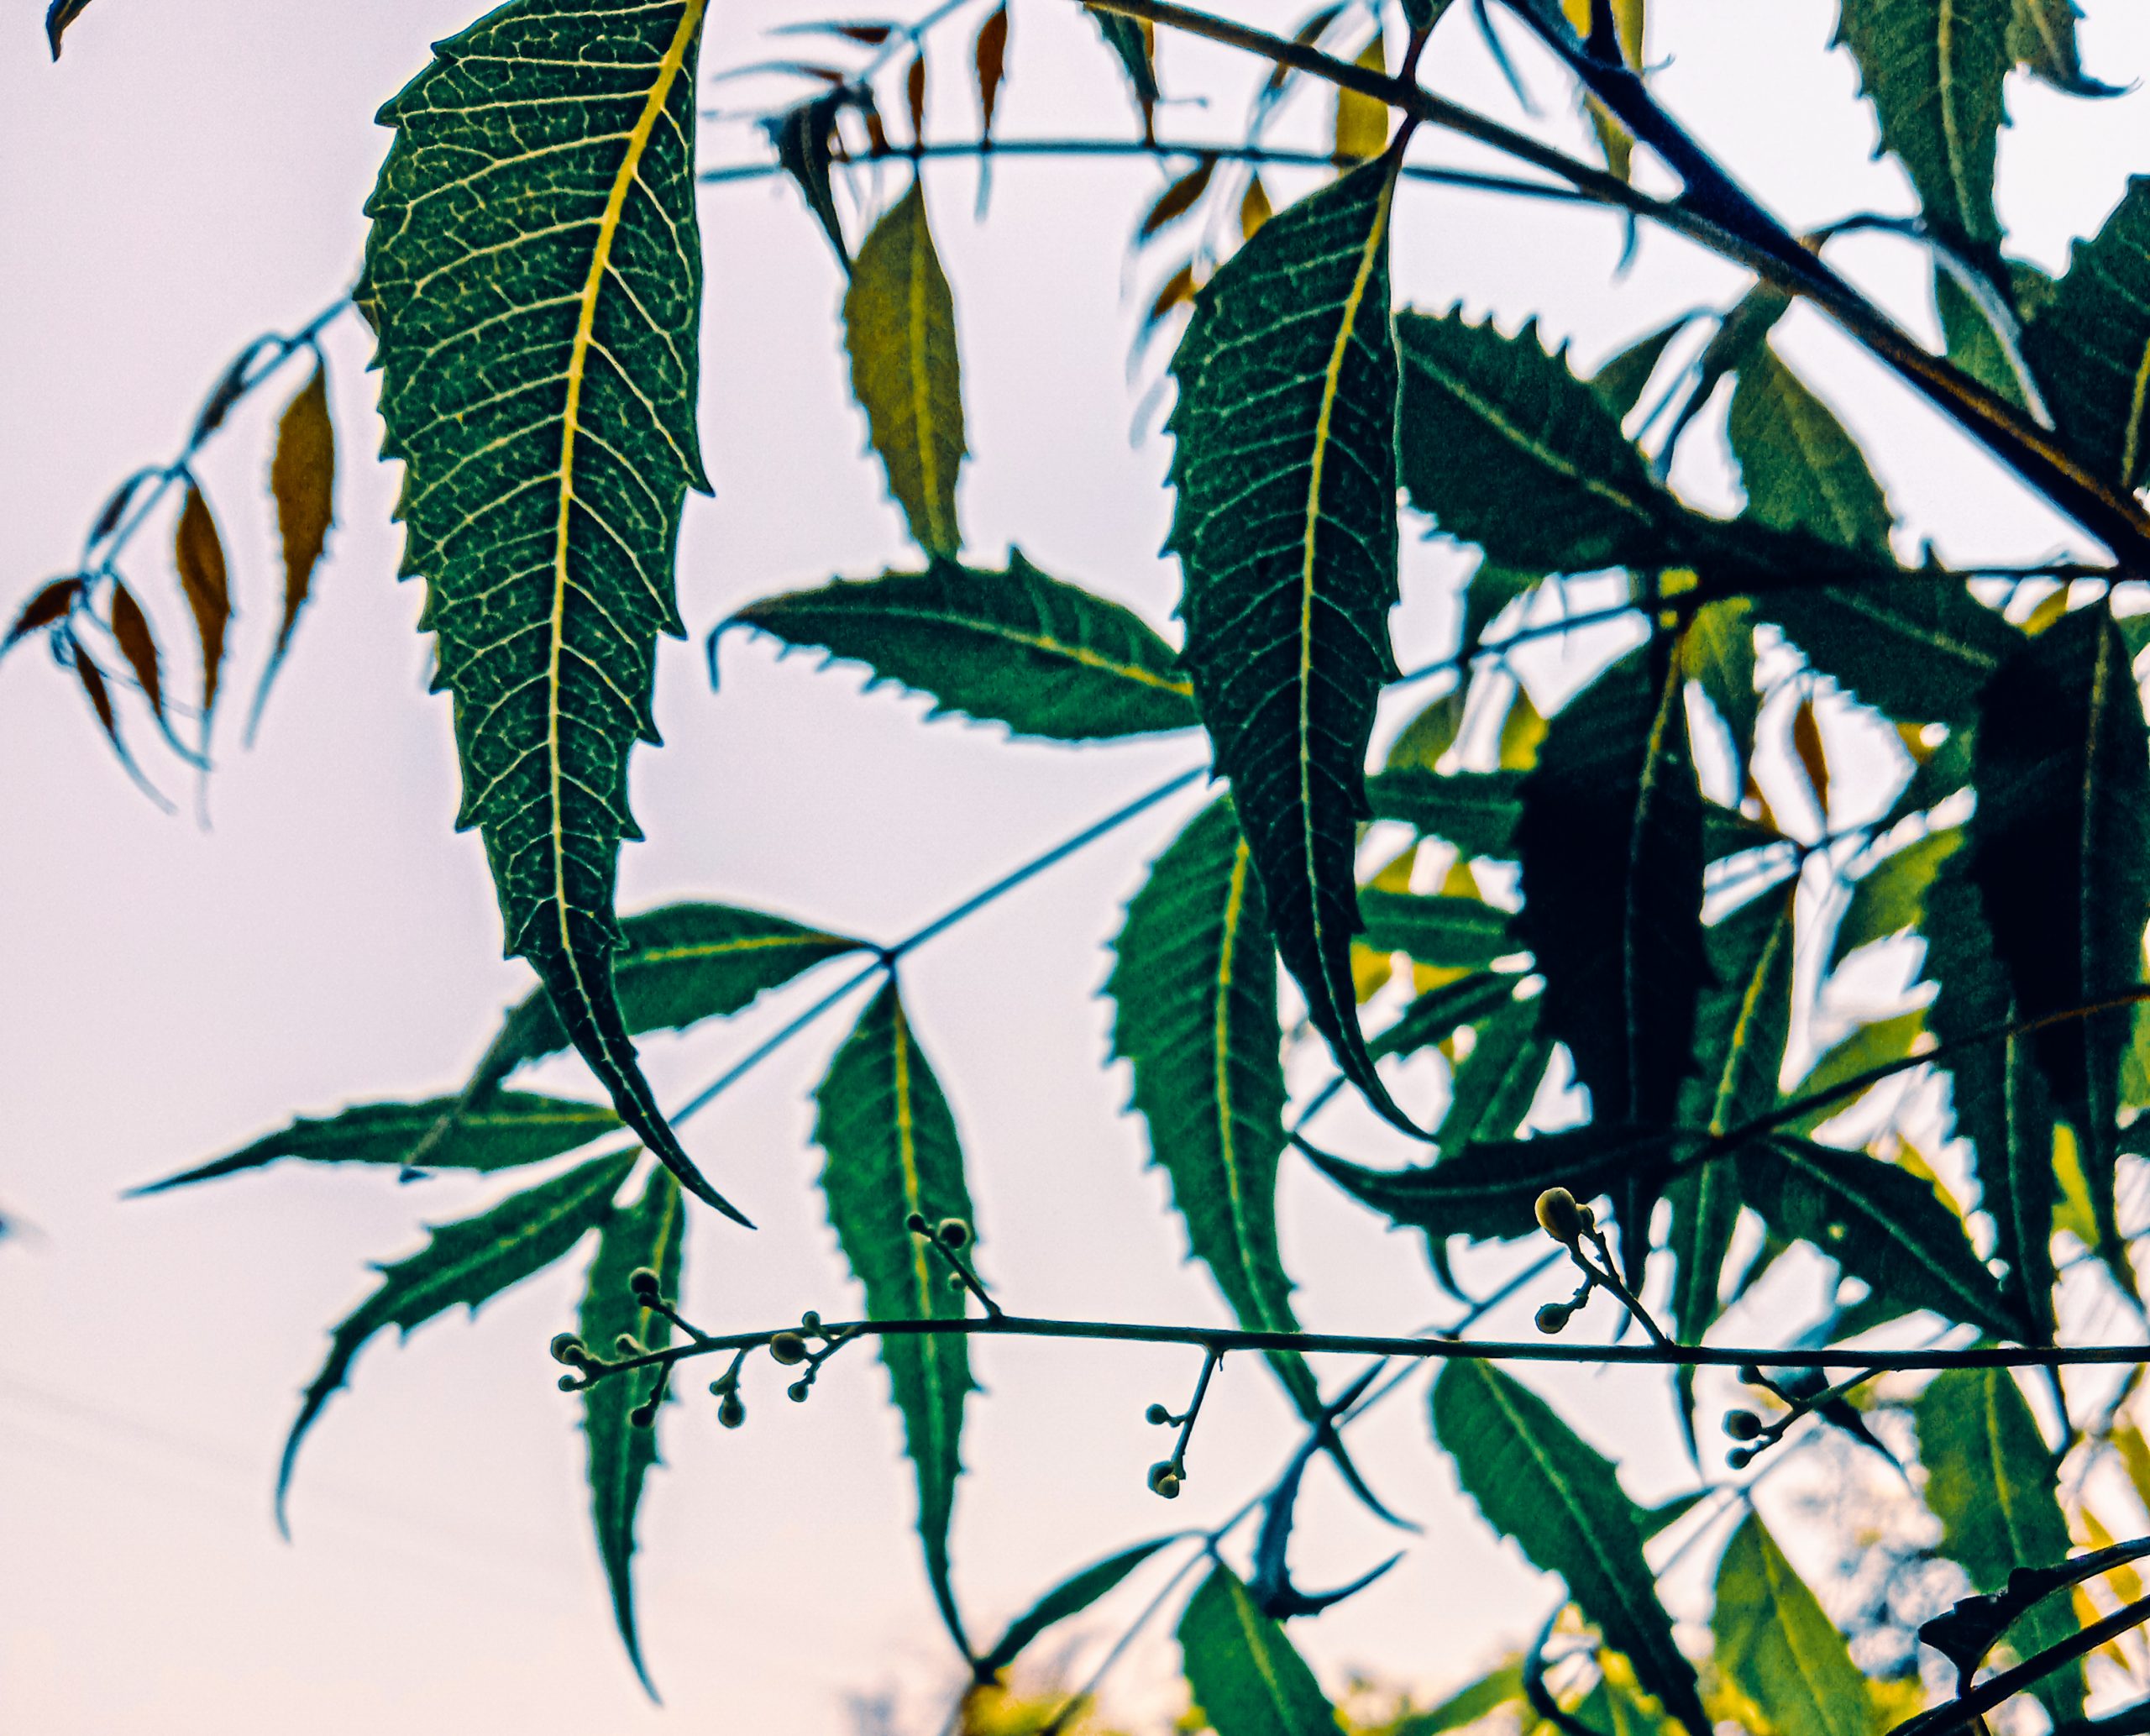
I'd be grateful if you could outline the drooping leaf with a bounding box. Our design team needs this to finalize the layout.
[1432,1361,1710,1736]
[1712,1513,1880,1736]
[1332,36,1389,165]
[577,1168,684,1695]
[1178,1562,1342,1736]
[129,1092,624,1195]
[975,1537,1176,1679]
[2008,0,2122,94]
[1836,0,2012,249]
[1085,6,1159,132]
[253,357,337,737]
[723,554,1197,739]
[2022,181,2150,494]
[107,580,163,721]
[814,982,977,1655]
[1728,344,1894,559]
[1106,796,1322,1417]
[1590,316,1688,422]
[973,3,1009,140]
[1394,308,1681,572]
[768,90,849,265]
[1141,155,1217,240]
[1750,570,2022,726]
[1364,768,1524,859]
[845,181,968,559]
[1829,826,1960,968]
[1917,1368,2084,1723]
[1166,159,1411,1133]
[277,1146,636,1528]
[4,577,81,653]
[45,0,96,56]
[355,0,737,1222]
[173,483,232,745]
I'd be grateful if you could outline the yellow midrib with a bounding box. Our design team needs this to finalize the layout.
[548,0,706,998]
[891,1002,954,1482]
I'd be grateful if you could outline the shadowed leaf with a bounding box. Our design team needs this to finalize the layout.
[1364,768,1523,859]
[173,484,231,743]
[2023,181,2150,493]
[1751,569,2021,726]
[2009,0,2123,97]
[107,580,162,720]
[1728,344,1894,558]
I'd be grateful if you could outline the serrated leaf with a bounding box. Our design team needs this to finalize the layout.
[1369,970,1524,1063]
[45,0,95,57]
[1395,308,1679,572]
[724,553,1197,739]
[1836,0,2012,249]
[846,182,968,558]
[1713,1513,1880,1736]
[1166,160,1410,1134]
[1917,1368,2083,1723]
[814,982,977,1655]
[1178,1563,1342,1736]
[355,0,736,1223]
[1432,1361,1709,1736]
[1782,1010,1927,1132]
[1435,992,1545,1148]
[976,1536,1175,1679]
[5,577,81,653]
[578,1168,684,1695]
[1750,570,2021,726]
[2023,180,2150,493]
[253,358,337,736]
[108,580,162,721]
[130,1091,623,1194]
[278,1146,635,1528]
[1919,1538,2150,1691]
[1107,796,1322,1417]
[1733,1136,2024,1340]
[1514,641,1707,1127]
[1965,605,2150,1261]
[2008,0,2122,97]
[1728,344,1894,559]
[1686,598,1758,767]
[1358,889,1514,969]
[173,483,231,745]
[1830,826,1959,968]
[1364,768,1523,859]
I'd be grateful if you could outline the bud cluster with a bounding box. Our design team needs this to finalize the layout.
[1526,1188,1673,1350]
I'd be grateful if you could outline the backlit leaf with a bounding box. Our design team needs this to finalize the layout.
[2008,0,2122,97]
[1829,826,1959,968]
[355,0,737,1221]
[253,357,337,736]
[2023,181,2150,493]
[1590,316,1688,422]
[1358,889,1514,969]
[1364,768,1523,859]
[1712,1513,1879,1736]
[846,181,968,558]
[1751,571,2021,726]
[173,483,231,744]
[1686,597,1758,767]
[977,1537,1175,1679]
[1728,344,1894,559]
[1166,159,1410,1132]
[1392,1662,1526,1736]
[1178,1563,1342,1736]
[1141,155,1216,240]
[1332,37,1389,165]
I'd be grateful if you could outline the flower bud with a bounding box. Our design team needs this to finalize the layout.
[629,1400,658,1429]
[1534,1302,1572,1335]
[1145,1403,1172,1426]
[800,1311,823,1335]
[1723,1409,1763,1440]
[936,1217,972,1249]
[905,1212,931,1235]
[1727,1445,1755,1471]
[557,1373,579,1392]
[717,1392,747,1429]
[1147,1461,1182,1499]
[788,1380,811,1403]
[1737,1364,1765,1387]
[769,1331,810,1366]
[1534,1187,1586,1246]
[628,1267,661,1303]
[549,1332,586,1366]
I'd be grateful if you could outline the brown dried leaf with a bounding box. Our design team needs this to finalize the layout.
[190,346,261,445]
[974,3,1009,141]
[253,359,336,734]
[5,577,82,653]
[1266,4,1342,92]
[88,472,149,547]
[1239,173,1272,241]
[1791,696,1829,820]
[173,484,232,737]
[71,640,118,739]
[905,54,926,145]
[1139,155,1216,240]
[108,580,163,719]
[1143,261,1196,335]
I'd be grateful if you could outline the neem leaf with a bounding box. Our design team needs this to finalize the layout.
[976,1536,1176,1679]
[1370,970,1527,1063]
[2023,181,2150,494]
[130,1092,623,1194]
[1364,767,1525,859]
[1728,344,1894,559]
[251,357,337,738]
[578,1168,684,1696]
[173,483,232,747]
[4,577,81,653]
[845,181,968,558]
[1358,889,1514,970]
[1713,1513,1880,1736]
[1591,316,1690,422]
[1177,1562,1342,1736]
[1107,796,1323,1417]
[1432,1361,1709,1736]
[108,581,163,721]
[45,0,94,58]
[2008,0,2123,96]
[1917,1368,2083,1723]
[1166,159,1412,1133]
[1836,0,2012,249]
[1513,641,1707,1127]
[814,982,977,1656]
[356,0,736,1222]
[723,553,1197,739]
[1392,1662,1527,1736]
[1829,826,1960,968]
[1750,570,2021,726]
[1086,6,1159,128]
[1395,307,1680,572]
[1918,1539,2150,1691]
[278,1146,636,1529]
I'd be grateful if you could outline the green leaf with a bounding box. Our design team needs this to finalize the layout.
[1836,0,2012,248]
[277,1146,636,1529]
[1513,641,1707,1127]
[1712,1513,1879,1736]
[1936,265,2053,414]
[1166,160,1410,1133]
[1733,1136,2024,1340]
[1394,307,1680,572]
[1391,1663,1525,1736]
[844,181,968,557]
[1917,1367,2083,1723]
[2008,0,2123,97]
[130,1093,622,1195]
[2023,180,2150,493]
[1436,992,1547,1148]
[1364,768,1524,859]
[1358,889,1515,970]
[1780,1010,1927,1133]
[723,553,1198,740]
[1829,827,1960,968]
[1965,605,2150,1260]
[1431,1361,1709,1736]
[1177,1562,1342,1736]
[577,1169,685,1696]
[814,982,977,1656]
[1591,317,1691,422]
[1686,598,1759,770]
[1107,796,1322,1417]
[1728,344,1895,559]
[1371,971,1529,1064]
[355,0,733,1220]
[976,1537,1176,1679]
[1750,570,2021,726]
[1087,7,1160,118]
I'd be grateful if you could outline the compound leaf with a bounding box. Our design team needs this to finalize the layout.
[1178,1562,1342,1736]
[1364,767,1524,859]
[1712,1513,1879,1736]
[1751,571,2021,726]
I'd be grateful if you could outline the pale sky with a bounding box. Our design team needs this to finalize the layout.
[4,3,2148,1733]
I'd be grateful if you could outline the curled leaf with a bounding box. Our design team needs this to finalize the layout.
[1140,155,1217,241]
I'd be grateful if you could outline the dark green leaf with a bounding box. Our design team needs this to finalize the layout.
[1919,1539,2150,1689]
[1395,307,1680,572]
[1935,265,2053,415]
[1166,160,1410,1132]
[1370,971,1528,1064]
[1830,827,1960,968]
[1728,344,1894,559]
[356,0,735,1220]
[1365,768,1524,859]
[1390,1662,1525,1736]
[1917,1367,2083,1723]
[45,0,95,57]
[2008,0,2123,98]
[277,1146,636,1528]
[1177,1562,1341,1736]
[1432,1361,1709,1736]
[977,1537,1175,1679]
[814,982,977,1655]
[1686,598,1759,770]
[2023,180,2150,493]
[1107,797,1322,1416]
[723,554,1198,739]
[1436,992,1546,1148]
[1358,889,1514,969]
[578,1169,685,1695]
[1712,1513,1879,1736]
[768,92,849,265]
[1086,7,1159,115]
[130,1093,623,1195]
[1459,562,1541,663]
[1750,570,2021,726]
[1591,317,1691,422]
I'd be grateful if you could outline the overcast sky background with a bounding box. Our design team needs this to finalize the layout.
[3,3,2148,1733]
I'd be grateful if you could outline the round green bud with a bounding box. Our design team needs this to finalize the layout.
[1727,1445,1755,1471]
[1737,1364,1765,1387]
[1534,1302,1572,1335]
[788,1380,810,1403]
[557,1373,579,1392]
[548,1332,585,1366]
[1147,1461,1182,1500]
[1145,1403,1172,1426]
[1534,1187,1586,1246]
[717,1392,746,1429]
[628,1267,661,1301]
[800,1311,823,1335]
[1723,1409,1763,1440]
[905,1212,931,1235]
[769,1332,810,1366]
[936,1217,972,1249]
[629,1402,657,1429]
